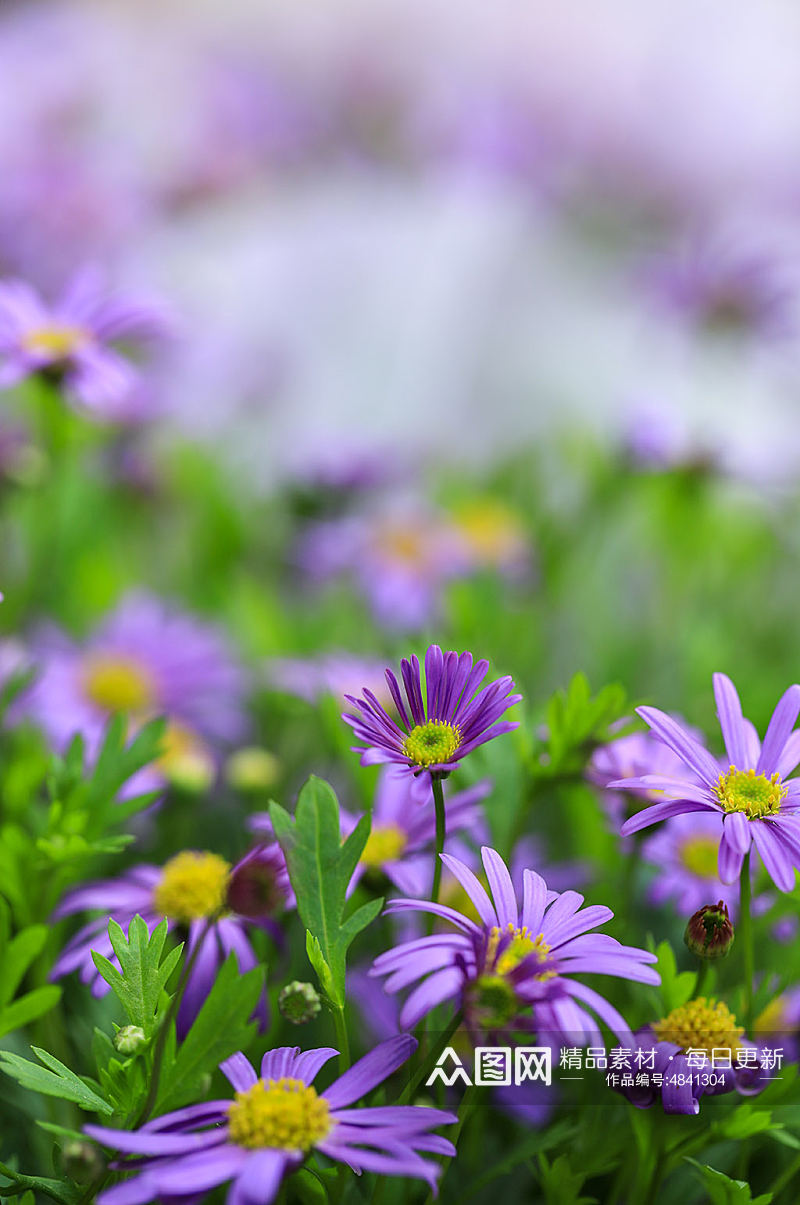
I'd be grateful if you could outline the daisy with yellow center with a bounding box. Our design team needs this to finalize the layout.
[82,653,157,714]
[680,835,722,878]
[227,1078,332,1151]
[22,324,90,359]
[653,997,744,1057]
[152,851,231,925]
[714,766,786,818]
[403,720,461,768]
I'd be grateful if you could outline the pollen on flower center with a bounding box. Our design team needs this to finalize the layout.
[680,835,720,878]
[487,923,554,979]
[82,654,156,714]
[153,851,231,924]
[403,720,460,767]
[714,766,786,818]
[227,1078,331,1150]
[22,324,89,358]
[653,997,744,1056]
[360,823,408,868]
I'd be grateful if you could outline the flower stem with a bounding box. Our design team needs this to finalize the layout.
[430,775,446,907]
[739,852,754,1031]
[333,1003,350,1074]
[400,1008,464,1104]
[693,958,711,1000]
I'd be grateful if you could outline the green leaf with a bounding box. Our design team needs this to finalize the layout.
[713,1105,774,1142]
[686,1159,773,1204]
[0,986,62,1039]
[154,955,263,1116]
[0,1047,112,1115]
[652,941,695,1013]
[91,916,181,1035]
[270,776,380,1007]
[0,1168,81,1205]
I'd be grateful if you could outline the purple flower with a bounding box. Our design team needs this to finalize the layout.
[0,267,173,420]
[15,592,247,793]
[85,1036,456,1204]
[370,846,659,1040]
[342,767,491,897]
[641,812,737,916]
[613,674,800,892]
[265,652,393,711]
[51,847,288,1035]
[612,998,766,1115]
[588,720,702,836]
[343,644,521,777]
[296,505,472,631]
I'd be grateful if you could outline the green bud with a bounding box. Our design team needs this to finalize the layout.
[62,1140,104,1183]
[279,981,322,1025]
[226,747,281,792]
[114,1024,147,1054]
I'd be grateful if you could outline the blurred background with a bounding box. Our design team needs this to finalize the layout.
[3,0,800,743]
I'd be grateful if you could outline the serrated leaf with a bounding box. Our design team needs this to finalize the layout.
[0,1168,81,1205]
[154,955,262,1116]
[270,777,379,1006]
[91,916,181,1034]
[653,941,695,1013]
[0,1047,112,1114]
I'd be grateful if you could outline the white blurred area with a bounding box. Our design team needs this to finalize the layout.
[10,0,800,484]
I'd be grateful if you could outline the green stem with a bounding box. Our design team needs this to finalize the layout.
[333,1004,350,1074]
[420,1082,480,1205]
[769,1150,800,1199]
[430,776,446,906]
[693,959,711,1000]
[739,852,754,1031]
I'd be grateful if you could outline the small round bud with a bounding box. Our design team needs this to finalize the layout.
[227,846,290,919]
[684,900,735,961]
[226,747,281,792]
[62,1140,104,1183]
[279,981,322,1025]
[114,1025,147,1055]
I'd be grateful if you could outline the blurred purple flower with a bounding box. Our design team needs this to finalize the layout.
[265,652,393,711]
[0,267,174,420]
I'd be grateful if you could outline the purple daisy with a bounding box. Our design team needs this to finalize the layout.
[0,266,173,420]
[613,674,800,892]
[14,591,247,793]
[343,644,521,777]
[370,846,659,1041]
[51,846,289,1036]
[85,1036,456,1204]
[612,997,767,1115]
[641,812,737,916]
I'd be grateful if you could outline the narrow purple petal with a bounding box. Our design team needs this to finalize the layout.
[636,706,721,786]
[438,855,497,926]
[481,848,518,928]
[751,822,797,893]
[713,673,752,769]
[324,1036,417,1109]
[620,799,717,836]
[757,685,800,776]
[722,811,752,856]
[220,1052,258,1093]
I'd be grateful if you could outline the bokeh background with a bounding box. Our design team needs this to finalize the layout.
[4,0,800,745]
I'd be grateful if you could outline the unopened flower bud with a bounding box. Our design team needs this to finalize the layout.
[279,981,321,1025]
[684,901,734,961]
[62,1140,104,1183]
[114,1025,147,1054]
[226,747,281,791]
[227,846,290,919]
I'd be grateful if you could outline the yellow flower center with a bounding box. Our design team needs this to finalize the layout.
[156,722,215,791]
[714,766,786,819]
[152,851,231,924]
[360,823,408,868]
[754,996,789,1035]
[376,522,428,566]
[403,720,460,767]
[22,324,89,358]
[82,654,156,714]
[227,1078,332,1151]
[487,923,554,979]
[680,836,720,878]
[653,997,744,1056]
[452,500,526,564]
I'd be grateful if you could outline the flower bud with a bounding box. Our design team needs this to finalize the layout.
[226,747,281,792]
[114,1024,147,1055]
[62,1140,104,1183]
[279,981,322,1025]
[684,901,734,961]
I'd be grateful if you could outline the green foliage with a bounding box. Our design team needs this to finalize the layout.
[686,1160,773,1205]
[0,1048,112,1116]
[154,954,263,1115]
[650,940,696,1014]
[91,917,181,1038]
[270,776,383,1008]
[0,900,60,1039]
[537,673,631,777]
[536,1154,597,1205]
